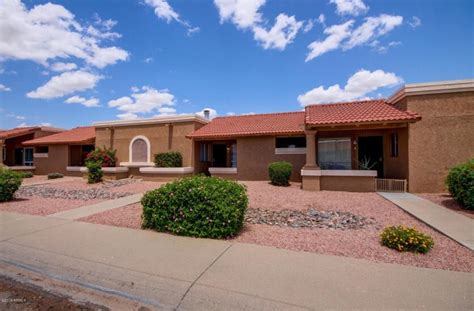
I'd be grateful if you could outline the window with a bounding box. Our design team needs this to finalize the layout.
[131,137,149,162]
[36,146,49,153]
[231,143,237,168]
[199,143,209,162]
[2,147,6,162]
[23,147,34,166]
[318,138,351,170]
[390,133,399,157]
[275,137,306,148]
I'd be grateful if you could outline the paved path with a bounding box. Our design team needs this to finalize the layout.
[0,211,471,310]
[379,192,474,250]
[48,193,143,220]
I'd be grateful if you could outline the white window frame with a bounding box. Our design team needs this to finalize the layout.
[129,135,151,163]
[2,146,6,162]
[23,147,34,166]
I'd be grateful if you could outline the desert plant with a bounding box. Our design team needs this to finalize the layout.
[358,156,377,170]
[0,168,22,202]
[19,171,34,178]
[85,146,117,167]
[47,172,64,179]
[380,225,434,254]
[446,159,474,210]
[268,161,292,186]
[142,176,248,238]
[86,161,103,184]
[154,152,183,167]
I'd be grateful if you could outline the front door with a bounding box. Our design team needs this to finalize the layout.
[14,148,23,165]
[358,136,384,177]
[212,144,227,167]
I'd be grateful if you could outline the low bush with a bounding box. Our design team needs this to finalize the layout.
[48,172,64,179]
[446,159,474,210]
[86,146,117,167]
[154,152,183,167]
[142,176,248,238]
[268,161,292,186]
[86,161,103,184]
[0,168,22,202]
[19,171,33,178]
[380,225,434,254]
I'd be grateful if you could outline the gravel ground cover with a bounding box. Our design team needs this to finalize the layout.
[417,193,474,219]
[20,175,48,185]
[79,181,474,272]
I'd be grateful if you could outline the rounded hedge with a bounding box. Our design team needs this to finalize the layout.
[141,176,248,238]
[380,225,433,254]
[154,152,183,167]
[0,168,23,202]
[268,161,292,186]
[446,159,474,210]
[48,172,64,180]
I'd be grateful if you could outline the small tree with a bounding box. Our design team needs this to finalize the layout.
[86,161,103,184]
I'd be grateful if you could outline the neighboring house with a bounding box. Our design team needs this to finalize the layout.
[23,126,95,175]
[0,127,63,169]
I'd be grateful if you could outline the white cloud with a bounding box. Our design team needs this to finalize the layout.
[157,107,177,115]
[306,14,403,61]
[317,14,326,26]
[306,20,353,61]
[144,57,154,63]
[330,0,368,16]
[144,0,198,35]
[303,20,314,33]
[108,86,175,119]
[40,122,52,126]
[0,0,128,68]
[50,62,77,72]
[6,113,25,120]
[65,95,100,107]
[0,84,11,91]
[214,0,303,50]
[196,108,218,119]
[17,122,28,128]
[27,70,103,99]
[117,112,139,120]
[297,69,403,106]
[408,16,421,28]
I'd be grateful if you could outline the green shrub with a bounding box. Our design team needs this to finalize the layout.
[142,176,248,238]
[154,152,183,167]
[446,159,474,210]
[86,146,117,167]
[0,168,23,202]
[19,171,33,178]
[48,172,64,179]
[380,225,434,254]
[86,161,103,184]
[268,161,292,186]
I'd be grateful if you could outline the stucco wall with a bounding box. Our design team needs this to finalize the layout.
[320,176,375,192]
[236,136,306,181]
[383,127,409,180]
[95,121,201,167]
[34,145,69,175]
[406,91,474,192]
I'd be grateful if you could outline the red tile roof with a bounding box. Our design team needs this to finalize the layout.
[23,126,95,145]
[305,99,420,126]
[0,127,41,140]
[187,112,305,139]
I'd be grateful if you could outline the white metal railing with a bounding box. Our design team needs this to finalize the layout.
[375,179,407,192]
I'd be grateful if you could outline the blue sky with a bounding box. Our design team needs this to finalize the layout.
[0,0,472,129]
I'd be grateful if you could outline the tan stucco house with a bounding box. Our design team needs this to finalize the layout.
[12,79,474,192]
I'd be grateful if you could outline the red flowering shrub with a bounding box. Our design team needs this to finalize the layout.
[85,147,117,167]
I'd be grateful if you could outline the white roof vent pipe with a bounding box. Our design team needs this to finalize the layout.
[203,109,211,120]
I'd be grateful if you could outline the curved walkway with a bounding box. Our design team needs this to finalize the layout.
[378,192,474,250]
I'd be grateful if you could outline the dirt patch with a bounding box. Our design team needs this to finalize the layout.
[0,275,106,310]
[417,193,474,219]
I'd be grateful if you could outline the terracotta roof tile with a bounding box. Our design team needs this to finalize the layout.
[0,127,40,140]
[305,99,420,126]
[23,126,95,145]
[187,112,305,139]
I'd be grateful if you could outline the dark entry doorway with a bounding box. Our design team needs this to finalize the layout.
[212,144,227,167]
[358,136,383,177]
[14,148,23,165]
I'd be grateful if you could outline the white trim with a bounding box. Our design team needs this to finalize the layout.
[387,79,474,104]
[139,167,194,174]
[8,166,36,170]
[209,167,237,175]
[33,153,48,158]
[23,147,34,166]
[129,135,151,164]
[94,114,209,127]
[119,162,155,167]
[275,147,307,155]
[301,169,377,177]
[66,166,88,173]
[66,166,129,173]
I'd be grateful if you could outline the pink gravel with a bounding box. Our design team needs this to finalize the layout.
[417,193,474,219]
[40,179,164,194]
[21,175,49,185]
[78,181,474,272]
[0,197,103,216]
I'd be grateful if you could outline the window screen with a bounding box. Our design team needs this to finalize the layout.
[318,138,351,169]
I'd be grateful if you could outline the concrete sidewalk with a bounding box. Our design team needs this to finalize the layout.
[0,211,472,310]
[379,192,474,250]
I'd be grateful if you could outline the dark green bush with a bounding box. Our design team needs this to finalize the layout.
[0,168,22,202]
[86,146,117,167]
[86,161,103,184]
[19,171,33,178]
[380,225,434,254]
[48,172,64,179]
[268,161,292,186]
[142,176,248,238]
[446,159,474,210]
[154,152,183,167]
